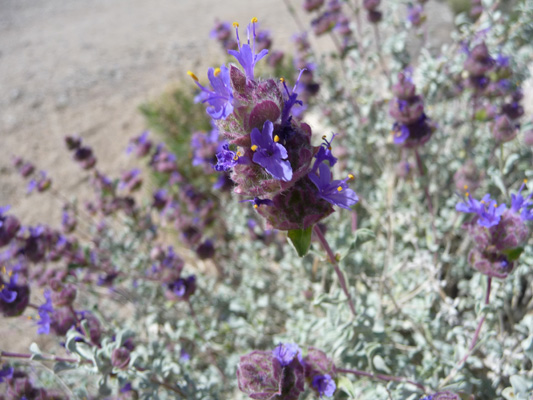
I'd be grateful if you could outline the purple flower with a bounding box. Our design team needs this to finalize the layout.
[251,120,293,181]
[240,197,274,210]
[309,162,358,209]
[456,194,507,228]
[214,144,246,171]
[511,180,533,221]
[280,71,305,125]
[312,374,336,397]
[312,134,338,173]
[37,290,53,335]
[228,18,269,81]
[189,65,234,120]
[272,343,302,367]
[0,273,30,317]
[0,365,14,383]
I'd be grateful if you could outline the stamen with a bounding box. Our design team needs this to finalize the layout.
[233,155,239,161]
[280,77,285,83]
[214,68,221,77]
[251,145,258,151]
[251,17,258,23]
[465,192,470,197]
[8,271,12,277]
[236,151,243,157]
[322,135,327,139]
[464,185,468,190]
[253,204,258,209]
[232,22,239,28]
[337,186,343,192]
[348,174,355,180]
[187,71,199,82]
[0,285,4,290]
[274,135,280,143]
[2,266,6,274]
[525,179,528,184]
[27,316,32,320]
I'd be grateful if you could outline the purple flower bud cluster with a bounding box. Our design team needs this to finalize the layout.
[363,0,382,23]
[462,43,523,143]
[456,182,532,278]
[192,19,357,231]
[389,70,436,148]
[1,365,67,400]
[12,157,53,194]
[237,343,336,399]
[65,135,97,170]
[453,160,483,194]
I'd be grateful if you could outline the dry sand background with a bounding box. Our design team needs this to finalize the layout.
[0,0,457,354]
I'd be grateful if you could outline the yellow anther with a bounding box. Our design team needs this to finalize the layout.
[322,135,327,139]
[525,179,529,184]
[251,145,258,151]
[233,155,239,161]
[251,17,258,23]
[233,22,239,28]
[214,68,221,77]
[337,186,343,192]
[481,200,485,204]
[348,174,355,180]
[8,271,12,277]
[187,71,199,82]
[0,285,3,291]
[253,204,258,209]
[274,135,280,143]
[2,266,5,274]
[464,185,468,190]
[27,316,32,320]
[465,192,470,197]
[494,203,497,207]
[236,151,243,157]
[280,77,285,83]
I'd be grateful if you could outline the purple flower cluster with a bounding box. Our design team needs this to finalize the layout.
[456,181,532,278]
[237,343,336,399]
[191,18,357,231]
[463,42,523,142]
[389,69,436,148]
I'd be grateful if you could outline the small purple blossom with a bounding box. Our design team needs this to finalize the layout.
[312,134,338,173]
[0,365,14,383]
[214,144,245,172]
[456,194,507,228]
[309,162,358,209]
[251,120,293,181]
[272,343,302,366]
[228,19,269,81]
[37,290,53,335]
[511,181,533,221]
[240,197,274,209]
[191,65,234,120]
[312,374,336,397]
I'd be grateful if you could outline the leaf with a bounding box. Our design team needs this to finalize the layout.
[336,375,357,399]
[29,342,42,355]
[502,247,524,262]
[287,226,313,257]
[53,361,77,373]
[510,375,532,399]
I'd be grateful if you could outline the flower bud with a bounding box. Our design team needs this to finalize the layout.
[50,307,77,335]
[111,347,131,370]
[492,115,518,143]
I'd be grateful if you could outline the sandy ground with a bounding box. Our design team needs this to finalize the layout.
[0,0,455,355]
